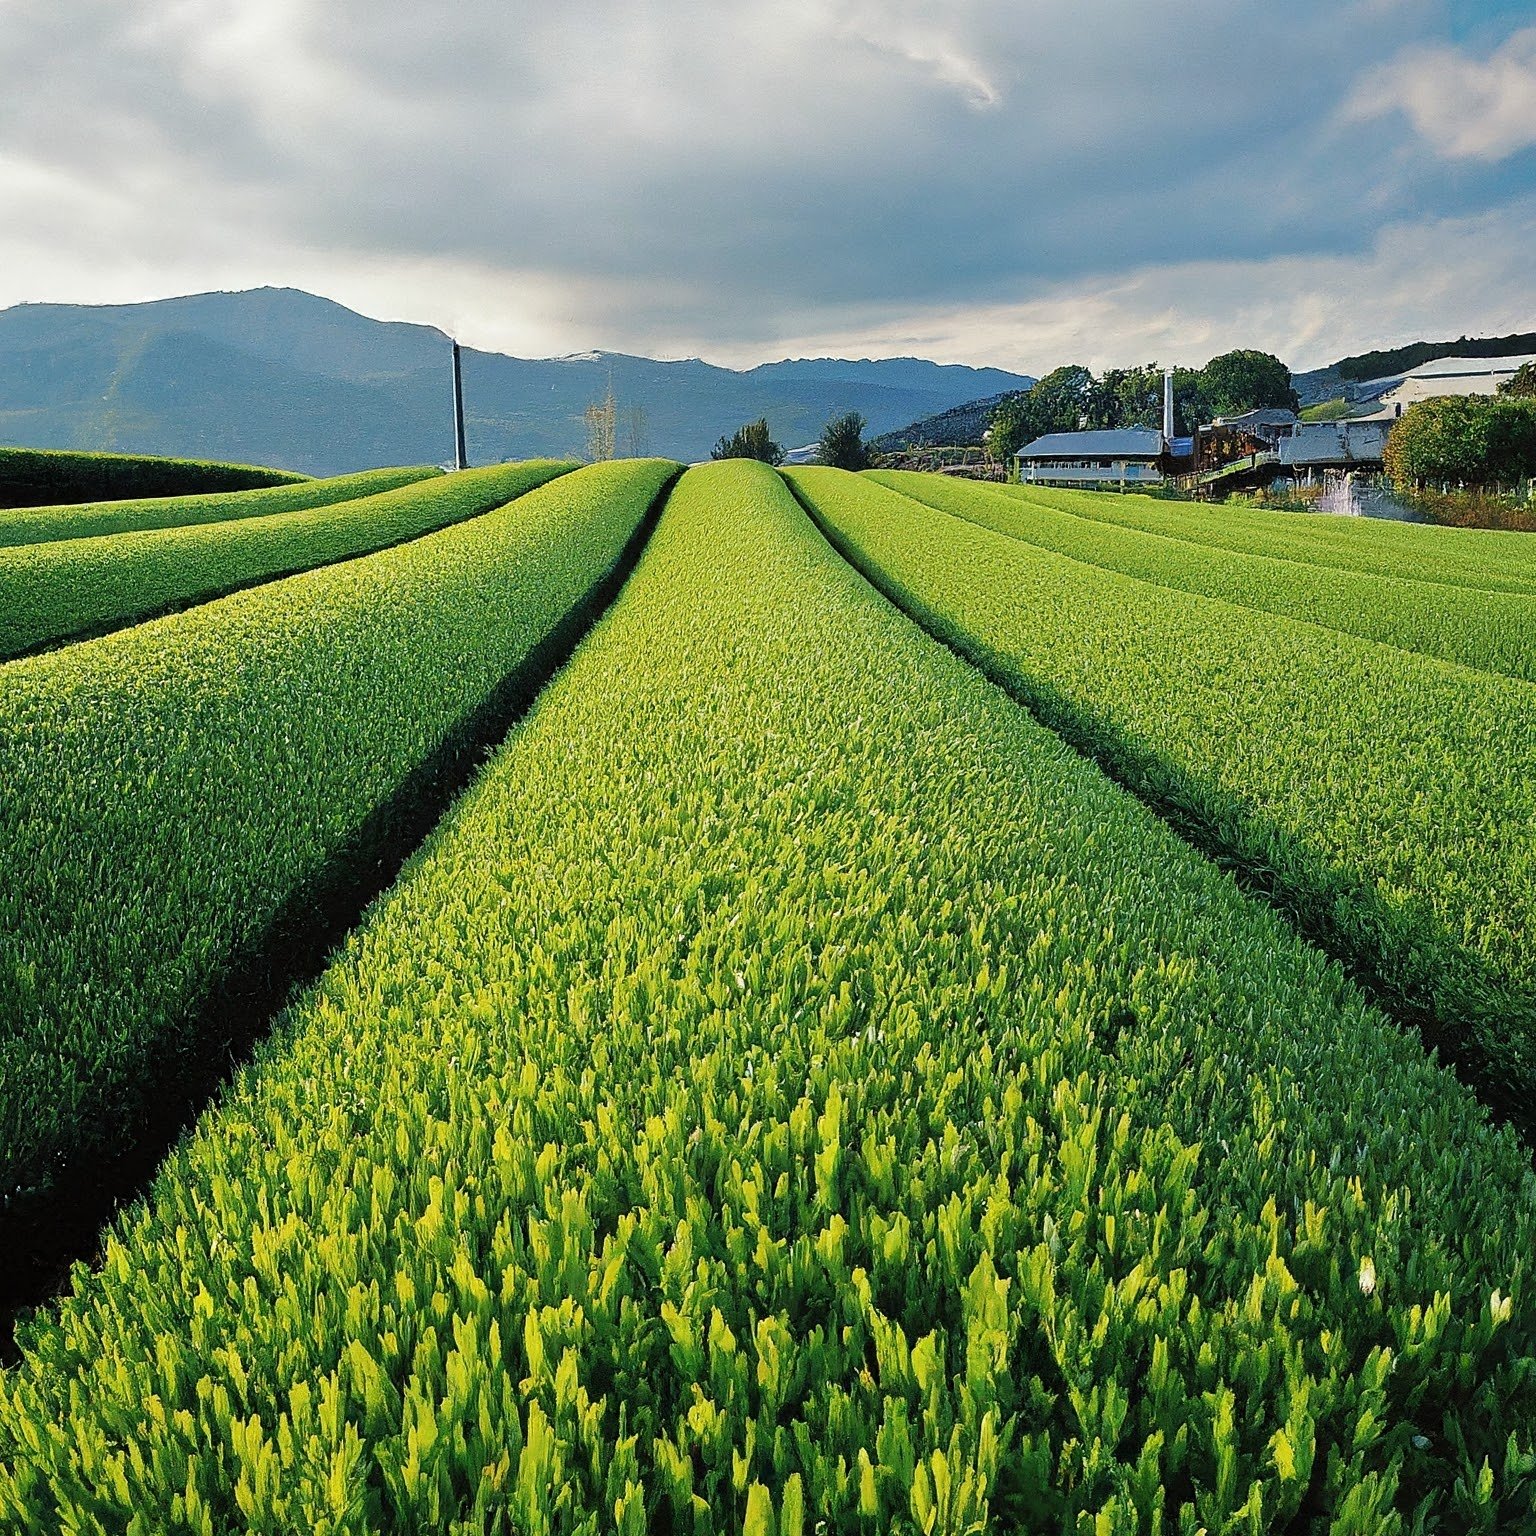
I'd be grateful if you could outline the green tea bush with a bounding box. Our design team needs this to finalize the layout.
[3,461,1530,1530]
[870,470,1536,682]
[0,465,438,549]
[0,461,573,659]
[997,480,1536,595]
[0,459,676,1206]
[0,446,303,509]
[791,468,1536,1131]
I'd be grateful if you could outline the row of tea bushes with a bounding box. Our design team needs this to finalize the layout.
[789,467,1536,1134]
[0,459,676,1206]
[0,446,304,511]
[1004,481,1536,595]
[0,465,438,549]
[3,461,1529,1529]
[872,471,1536,683]
[0,461,575,660]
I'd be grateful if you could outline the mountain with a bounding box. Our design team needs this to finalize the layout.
[870,390,1027,452]
[0,289,1037,474]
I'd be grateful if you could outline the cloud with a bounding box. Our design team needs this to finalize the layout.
[732,198,1536,376]
[1346,25,1536,160]
[0,1,1529,369]
[832,3,1002,107]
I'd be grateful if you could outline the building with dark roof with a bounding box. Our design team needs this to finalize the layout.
[1211,408,1299,443]
[1015,428,1167,488]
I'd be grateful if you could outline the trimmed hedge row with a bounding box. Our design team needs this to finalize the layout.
[0,461,573,660]
[0,458,677,1207]
[997,481,1536,596]
[0,446,303,509]
[2,460,1530,1530]
[0,465,439,550]
[869,470,1536,683]
[789,467,1536,1132]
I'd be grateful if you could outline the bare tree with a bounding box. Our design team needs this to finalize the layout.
[623,404,649,458]
[584,381,617,462]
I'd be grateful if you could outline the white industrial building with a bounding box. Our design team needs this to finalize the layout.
[1355,355,1536,419]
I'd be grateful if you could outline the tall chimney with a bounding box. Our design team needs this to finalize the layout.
[1163,368,1175,443]
[451,340,468,471]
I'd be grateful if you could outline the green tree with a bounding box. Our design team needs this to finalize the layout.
[1499,362,1536,400]
[817,411,869,470]
[988,365,1094,462]
[711,418,785,466]
[986,392,1034,463]
[1198,350,1298,417]
[1384,395,1536,486]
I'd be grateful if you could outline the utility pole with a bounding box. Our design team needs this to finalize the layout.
[450,340,468,471]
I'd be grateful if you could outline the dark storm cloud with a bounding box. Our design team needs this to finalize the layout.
[1,0,1532,364]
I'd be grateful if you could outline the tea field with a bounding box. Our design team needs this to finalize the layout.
[0,457,1531,1533]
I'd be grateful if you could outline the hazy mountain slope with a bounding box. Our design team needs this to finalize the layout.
[871,390,1027,451]
[0,289,1036,472]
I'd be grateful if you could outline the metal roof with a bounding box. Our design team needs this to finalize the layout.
[1016,428,1164,459]
[1278,421,1391,467]
[1212,408,1299,429]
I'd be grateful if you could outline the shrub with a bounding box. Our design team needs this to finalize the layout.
[816,411,870,470]
[711,418,785,465]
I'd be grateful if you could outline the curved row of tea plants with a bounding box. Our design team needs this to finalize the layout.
[1002,482,1536,596]
[790,468,1536,1132]
[871,471,1536,683]
[0,465,438,550]
[0,458,677,1209]
[0,445,305,511]
[3,460,1531,1531]
[0,461,575,661]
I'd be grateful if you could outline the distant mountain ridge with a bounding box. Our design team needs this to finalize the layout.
[0,288,1036,474]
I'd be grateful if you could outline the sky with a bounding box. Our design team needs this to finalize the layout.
[1,0,1534,374]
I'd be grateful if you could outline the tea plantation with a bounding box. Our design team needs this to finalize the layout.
[0,457,1531,1533]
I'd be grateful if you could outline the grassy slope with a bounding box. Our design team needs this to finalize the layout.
[2,461,1530,1530]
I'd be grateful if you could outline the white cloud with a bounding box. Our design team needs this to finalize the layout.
[833,2,1002,107]
[1346,24,1536,160]
[0,0,1527,371]
[736,198,1536,376]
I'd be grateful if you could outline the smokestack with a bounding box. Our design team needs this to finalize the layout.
[451,340,468,471]
[1163,368,1175,443]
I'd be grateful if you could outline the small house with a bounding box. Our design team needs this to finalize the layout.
[1209,408,1299,445]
